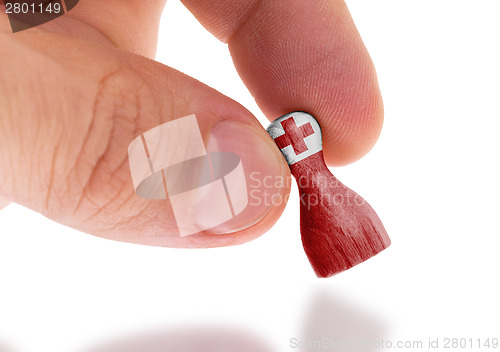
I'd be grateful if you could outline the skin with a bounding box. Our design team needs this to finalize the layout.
[0,0,383,248]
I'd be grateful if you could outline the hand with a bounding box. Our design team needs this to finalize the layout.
[0,0,383,247]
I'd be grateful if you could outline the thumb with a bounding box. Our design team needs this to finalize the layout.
[0,196,10,211]
[0,31,289,247]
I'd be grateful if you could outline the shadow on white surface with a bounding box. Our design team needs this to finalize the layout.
[81,327,273,352]
[0,342,16,352]
[298,288,387,352]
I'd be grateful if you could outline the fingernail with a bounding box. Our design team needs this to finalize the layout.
[129,115,289,237]
[191,120,289,235]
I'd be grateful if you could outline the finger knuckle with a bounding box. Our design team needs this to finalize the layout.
[67,66,159,221]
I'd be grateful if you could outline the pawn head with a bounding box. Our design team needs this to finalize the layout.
[266,112,323,166]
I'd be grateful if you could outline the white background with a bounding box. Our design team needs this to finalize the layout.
[1,1,499,351]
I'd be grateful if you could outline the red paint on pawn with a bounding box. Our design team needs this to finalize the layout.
[267,112,390,278]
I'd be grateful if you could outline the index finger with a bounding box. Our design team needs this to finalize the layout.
[182,0,383,166]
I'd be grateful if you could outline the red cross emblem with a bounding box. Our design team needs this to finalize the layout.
[274,117,314,155]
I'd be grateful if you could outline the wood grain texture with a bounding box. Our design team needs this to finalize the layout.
[291,152,390,277]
